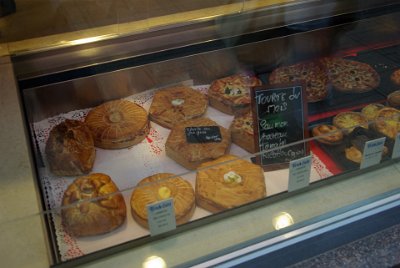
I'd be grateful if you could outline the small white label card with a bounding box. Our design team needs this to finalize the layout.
[360,137,386,169]
[147,198,176,236]
[288,155,312,192]
[392,133,400,159]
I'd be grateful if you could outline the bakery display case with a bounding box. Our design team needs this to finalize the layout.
[7,0,400,267]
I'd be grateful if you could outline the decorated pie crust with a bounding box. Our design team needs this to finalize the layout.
[230,110,256,153]
[333,111,369,134]
[373,107,400,139]
[311,124,343,145]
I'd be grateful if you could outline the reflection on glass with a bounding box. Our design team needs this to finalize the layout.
[143,256,167,268]
[272,212,294,230]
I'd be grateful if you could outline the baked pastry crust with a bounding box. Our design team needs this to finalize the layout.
[45,119,95,176]
[196,154,266,213]
[322,57,380,93]
[390,69,400,86]
[387,90,400,108]
[373,107,400,139]
[85,99,149,149]
[311,124,343,145]
[149,86,208,129]
[230,111,256,153]
[61,173,126,237]
[345,146,363,164]
[333,111,369,134]
[269,60,329,102]
[130,173,195,228]
[361,103,385,121]
[208,74,261,115]
[166,117,231,170]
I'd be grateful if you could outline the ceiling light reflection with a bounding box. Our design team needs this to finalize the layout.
[142,256,167,268]
[272,212,294,230]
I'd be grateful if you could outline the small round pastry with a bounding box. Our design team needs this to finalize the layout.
[85,99,150,149]
[45,119,95,176]
[166,117,231,170]
[373,107,400,139]
[390,69,400,86]
[311,124,343,145]
[387,90,400,108]
[230,110,256,153]
[196,154,266,213]
[208,74,262,115]
[333,111,369,134]
[130,173,195,228]
[361,103,385,121]
[345,146,362,164]
[61,173,126,237]
[149,86,208,129]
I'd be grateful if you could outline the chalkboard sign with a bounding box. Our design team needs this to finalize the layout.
[185,126,222,143]
[251,84,309,170]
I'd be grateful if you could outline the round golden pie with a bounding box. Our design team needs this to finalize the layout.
[130,173,195,228]
[196,154,266,213]
[230,110,256,153]
[61,173,126,237]
[333,111,369,134]
[166,117,231,170]
[85,99,150,149]
[387,90,400,108]
[373,107,400,139]
[208,74,262,115]
[149,86,208,129]
[45,119,95,176]
[311,124,343,145]
[361,103,385,121]
[345,146,363,164]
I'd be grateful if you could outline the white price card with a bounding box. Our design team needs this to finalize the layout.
[147,198,176,236]
[288,155,312,192]
[360,137,386,169]
[392,133,400,159]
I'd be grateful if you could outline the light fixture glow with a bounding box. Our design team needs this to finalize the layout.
[142,256,167,268]
[272,212,294,230]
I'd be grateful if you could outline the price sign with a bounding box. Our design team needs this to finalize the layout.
[392,133,400,159]
[288,155,312,192]
[185,126,222,143]
[251,84,309,170]
[147,198,176,236]
[360,137,386,169]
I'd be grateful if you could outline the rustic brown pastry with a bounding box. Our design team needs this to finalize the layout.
[269,60,329,102]
[345,146,363,164]
[390,69,400,86]
[361,103,385,121]
[149,86,208,129]
[311,124,343,145]
[322,57,380,93]
[196,154,266,213]
[387,90,400,108]
[166,117,231,170]
[230,110,256,153]
[333,111,369,134]
[208,74,262,115]
[373,107,400,139]
[61,173,126,237]
[130,173,195,228]
[45,119,95,176]
[85,99,150,149]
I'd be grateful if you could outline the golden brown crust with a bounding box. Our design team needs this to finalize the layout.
[85,100,149,149]
[208,74,261,115]
[373,107,400,139]
[311,124,343,145]
[322,57,380,93]
[230,111,256,153]
[149,86,208,129]
[333,112,369,134]
[390,69,400,86]
[387,90,400,108]
[345,146,362,164]
[361,103,385,121]
[61,173,126,237]
[269,60,329,102]
[196,155,266,213]
[45,119,95,176]
[130,173,195,228]
[166,117,231,170]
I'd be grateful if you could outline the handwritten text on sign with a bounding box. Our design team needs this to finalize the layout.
[253,85,309,167]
